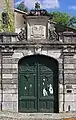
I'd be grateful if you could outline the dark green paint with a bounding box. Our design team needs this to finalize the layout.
[18,55,59,113]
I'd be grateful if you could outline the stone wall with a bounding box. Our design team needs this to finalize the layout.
[0,32,76,113]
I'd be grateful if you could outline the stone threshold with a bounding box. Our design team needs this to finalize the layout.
[0,111,76,119]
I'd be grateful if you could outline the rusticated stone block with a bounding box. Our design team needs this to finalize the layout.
[64,64,74,69]
[3,58,12,64]
[3,93,13,101]
[2,78,18,84]
[64,73,75,79]
[3,84,17,89]
[12,58,19,64]
[2,74,12,79]
[3,64,12,69]
[2,101,13,111]
[2,68,18,74]
[12,74,18,79]
[64,56,74,64]
[3,88,17,94]
[64,69,75,74]
[12,64,18,69]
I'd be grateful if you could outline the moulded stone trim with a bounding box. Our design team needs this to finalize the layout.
[12,58,19,64]
[59,73,63,79]
[59,84,63,94]
[41,50,48,56]
[57,58,62,64]
[0,65,1,69]
[59,94,63,102]
[12,94,18,102]
[28,50,34,56]
[12,74,18,79]
[59,101,63,112]
[13,101,18,112]
[47,50,61,59]
[0,94,1,102]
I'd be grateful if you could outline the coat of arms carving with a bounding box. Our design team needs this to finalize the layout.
[31,25,45,38]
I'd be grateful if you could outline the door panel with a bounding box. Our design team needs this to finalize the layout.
[38,64,54,112]
[18,63,37,112]
[18,55,58,113]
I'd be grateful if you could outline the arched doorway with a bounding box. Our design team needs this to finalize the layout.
[18,55,59,113]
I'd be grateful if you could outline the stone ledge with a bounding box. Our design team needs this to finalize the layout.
[0,112,76,119]
[0,32,18,36]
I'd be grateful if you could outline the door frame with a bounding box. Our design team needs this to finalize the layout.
[18,55,59,113]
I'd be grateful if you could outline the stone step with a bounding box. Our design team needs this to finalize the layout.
[0,111,76,120]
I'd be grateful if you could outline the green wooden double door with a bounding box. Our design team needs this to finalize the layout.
[18,55,58,113]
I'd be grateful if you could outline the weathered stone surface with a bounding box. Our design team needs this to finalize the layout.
[59,94,63,101]
[3,58,12,64]
[64,70,75,74]
[12,64,18,69]
[2,68,18,74]
[59,73,63,80]
[2,79,18,84]
[3,89,17,94]
[64,36,73,43]
[3,64,12,69]
[64,64,74,69]
[12,58,19,64]
[12,52,24,59]
[12,74,18,79]
[64,74,75,79]
[12,94,18,101]
[59,84,63,93]
[65,101,76,112]
[64,80,76,84]
[47,50,61,59]
[63,118,76,120]
[0,26,76,113]
[3,84,17,89]
[3,94,13,101]
[0,112,76,120]
[13,101,18,112]
[2,74,12,79]
[59,101,63,112]
[65,94,75,101]
[59,63,63,69]
[2,102,13,111]
[64,56,74,63]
